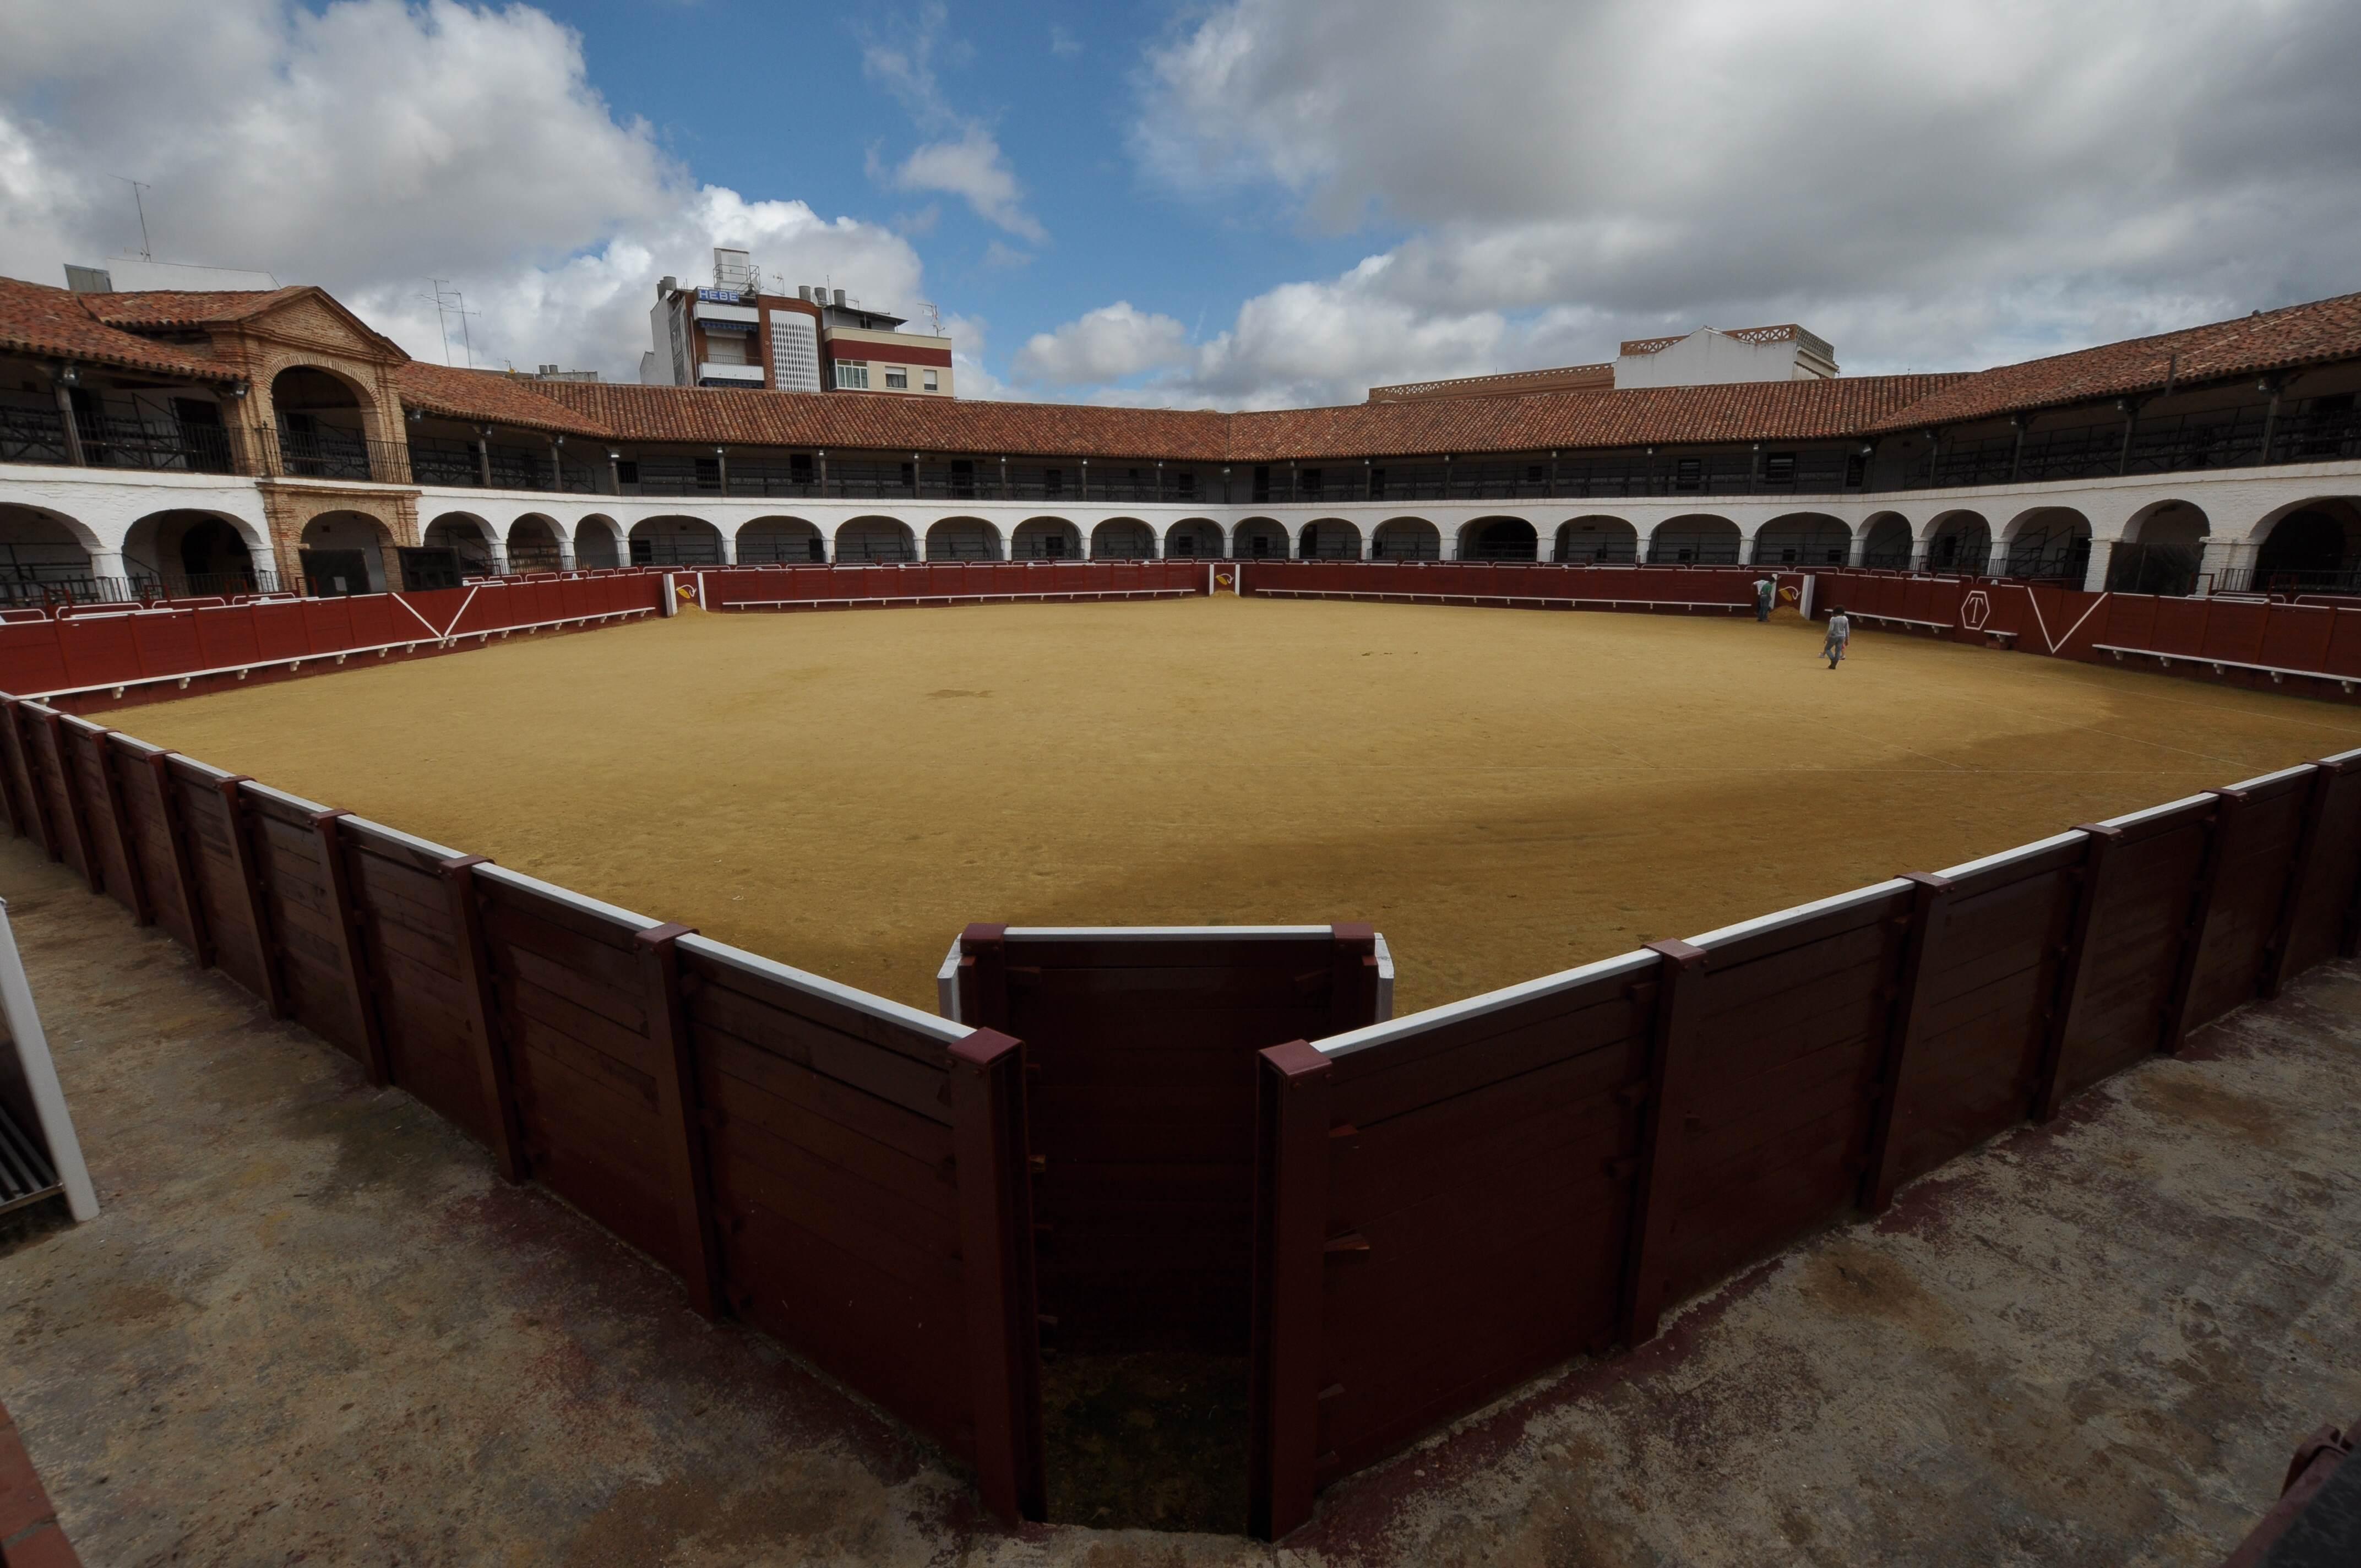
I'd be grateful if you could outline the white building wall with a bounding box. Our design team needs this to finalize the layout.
[1614,330,1809,390]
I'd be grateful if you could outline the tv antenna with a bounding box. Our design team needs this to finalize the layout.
[417,280,480,367]
[112,176,154,260]
[916,300,943,335]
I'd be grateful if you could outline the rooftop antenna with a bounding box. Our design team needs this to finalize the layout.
[111,176,154,260]
[416,280,478,366]
[451,289,480,368]
[916,300,942,335]
[417,279,455,364]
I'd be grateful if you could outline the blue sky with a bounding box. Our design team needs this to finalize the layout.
[7,1,2361,408]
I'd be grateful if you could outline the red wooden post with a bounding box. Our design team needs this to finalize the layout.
[632,921,725,1320]
[0,698,29,842]
[1248,1036,1334,1542]
[1860,873,1952,1213]
[42,712,102,894]
[150,752,213,968]
[309,810,392,1087]
[2033,824,2121,1123]
[949,1026,1046,1526]
[2159,789,2240,1054]
[1619,938,1709,1344]
[1326,923,1380,1033]
[93,732,153,927]
[437,855,526,1182]
[3,703,57,858]
[2264,762,2342,998]
[216,777,290,1018]
[955,922,1010,1031]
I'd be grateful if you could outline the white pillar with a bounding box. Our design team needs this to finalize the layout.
[2198,537,2251,596]
[1736,522,1763,569]
[558,536,578,570]
[87,548,126,587]
[1846,529,1869,568]
[717,531,737,566]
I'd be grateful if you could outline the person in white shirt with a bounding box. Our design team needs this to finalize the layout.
[1753,575,1775,622]
[1823,607,1852,668]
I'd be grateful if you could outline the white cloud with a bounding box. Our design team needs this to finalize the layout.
[890,127,1048,244]
[982,240,1033,269]
[0,0,927,378]
[1120,0,2361,393]
[1013,302,1192,387]
[1049,26,1081,58]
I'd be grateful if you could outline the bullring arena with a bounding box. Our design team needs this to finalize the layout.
[4,271,2361,1564]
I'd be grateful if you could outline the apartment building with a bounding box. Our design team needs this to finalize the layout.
[643,249,953,397]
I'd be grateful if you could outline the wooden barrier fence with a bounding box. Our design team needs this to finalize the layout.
[695,559,1210,612]
[1244,748,2361,1538]
[0,574,669,711]
[0,695,1049,1525]
[1237,560,1771,614]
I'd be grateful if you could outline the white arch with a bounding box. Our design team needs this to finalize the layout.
[835,515,918,563]
[1091,517,1157,559]
[1554,516,1638,564]
[927,516,1003,561]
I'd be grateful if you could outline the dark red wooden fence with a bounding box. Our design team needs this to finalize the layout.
[1237,560,1771,613]
[0,696,1047,1525]
[0,575,667,711]
[1245,747,2361,1538]
[698,559,1210,611]
[940,924,1387,1352]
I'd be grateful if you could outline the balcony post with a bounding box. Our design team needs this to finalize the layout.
[1080,458,1089,502]
[2116,398,2138,476]
[998,454,1008,500]
[548,435,564,492]
[2008,415,2026,483]
[2258,378,2285,464]
[714,445,729,496]
[817,448,829,497]
[606,448,622,495]
[48,364,86,466]
[475,427,493,488]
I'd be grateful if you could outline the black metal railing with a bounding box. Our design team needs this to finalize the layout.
[259,426,412,484]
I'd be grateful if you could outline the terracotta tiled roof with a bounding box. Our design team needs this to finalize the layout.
[393,362,612,438]
[528,381,1234,461]
[1868,290,2361,431]
[1226,375,1964,461]
[79,288,311,328]
[0,276,242,383]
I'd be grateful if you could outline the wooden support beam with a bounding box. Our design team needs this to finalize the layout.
[1248,1036,1333,1542]
[2264,761,2342,998]
[42,712,102,894]
[1861,872,1952,1213]
[950,1025,1047,1526]
[437,855,526,1182]
[1619,938,1709,1344]
[2159,790,2239,1055]
[955,922,1010,1032]
[215,777,289,1018]
[309,810,391,1087]
[93,731,153,927]
[633,921,725,1320]
[2033,824,2121,1123]
[150,752,213,968]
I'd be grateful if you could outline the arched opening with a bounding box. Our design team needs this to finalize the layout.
[1860,513,1913,570]
[2108,502,2209,596]
[837,516,918,563]
[925,518,1001,562]
[743,516,828,564]
[1460,516,1538,562]
[299,510,396,595]
[1371,518,1441,561]
[1012,517,1081,561]
[1999,508,2091,584]
[425,513,499,578]
[1750,514,1851,567]
[1164,519,1224,559]
[270,366,376,481]
[1299,519,1362,560]
[123,510,267,596]
[574,515,623,570]
[507,515,565,573]
[1647,515,1740,565]
[0,505,100,603]
[1231,518,1288,560]
[1923,511,1992,576]
[1553,516,1638,564]
[2252,499,2361,592]
[629,515,725,567]
[1091,518,1157,559]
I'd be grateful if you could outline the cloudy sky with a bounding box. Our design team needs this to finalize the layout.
[4,0,2359,409]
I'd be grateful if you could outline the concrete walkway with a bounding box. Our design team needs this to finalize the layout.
[2,832,2357,1566]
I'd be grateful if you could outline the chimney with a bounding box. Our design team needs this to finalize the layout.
[833,288,847,307]
[797,286,812,302]
[658,275,677,298]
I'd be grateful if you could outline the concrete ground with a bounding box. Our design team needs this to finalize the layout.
[3,831,2358,1567]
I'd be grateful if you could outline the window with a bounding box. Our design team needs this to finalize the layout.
[951,459,974,497]
[790,454,812,486]
[694,457,720,490]
[1301,467,1323,498]
[704,333,748,367]
[1174,471,1195,499]
[1844,453,1868,488]
[1043,467,1063,497]
[834,361,870,390]
[1675,457,1703,491]
[1172,535,1196,557]
[1369,467,1387,499]
[1253,465,1271,502]
[885,367,909,389]
[1764,453,1796,485]
[616,459,640,485]
[923,369,939,391]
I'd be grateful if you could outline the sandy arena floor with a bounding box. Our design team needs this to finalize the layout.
[118,595,2361,1014]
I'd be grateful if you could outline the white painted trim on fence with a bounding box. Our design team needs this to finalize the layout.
[719,588,1196,610]
[339,815,465,863]
[1315,948,1658,1060]
[473,863,665,933]
[21,605,657,701]
[0,899,96,1221]
[240,780,332,815]
[157,752,237,784]
[679,932,971,1045]
[2098,792,2215,830]
[1937,830,2088,881]
[937,938,964,1022]
[1685,878,1915,951]
[2225,763,2321,794]
[1000,924,1337,939]
[1250,589,1747,614]
[2093,644,2361,690]
[1846,611,1952,631]
[2322,745,2361,766]
[1373,933,1395,1021]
